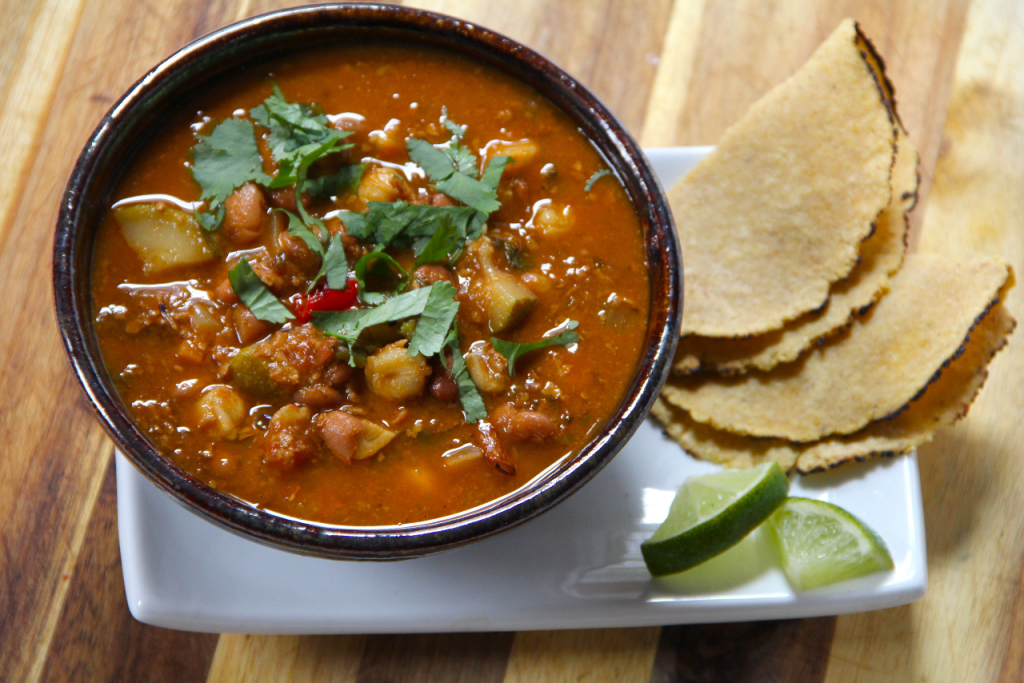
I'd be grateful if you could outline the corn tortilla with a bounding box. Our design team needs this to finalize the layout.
[664,254,1014,441]
[675,19,897,337]
[674,128,918,375]
[653,302,1015,473]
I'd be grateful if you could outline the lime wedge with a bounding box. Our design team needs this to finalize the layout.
[766,497,894,590]
[641,462,789,577]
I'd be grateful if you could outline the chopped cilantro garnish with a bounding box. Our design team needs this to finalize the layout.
[274,210,350,293]
[191,118,271,231]
[305,164,365,198]
[492,320,579,376]
[304,233,349,293]
[480,155,512,192]
[406,111,510,214]
[494,237,530,270]
[321,235,350,291]
[406,138,461,182]
[228,259,293,324]
[250,85,353,228]
[441,107,467,139]
[584,168,612,192]
[415,215,465,266]
[435,172,501,213]
[278,208,326,255]
[353,252,409,305]
[337,202,484,251]
[313,281,440,344]
[444,326,488,423]
[407,282,460,357]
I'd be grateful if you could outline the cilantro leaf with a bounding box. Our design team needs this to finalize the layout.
[305,164,365,197]
[441,107,467,138]
[277,209,325,255]
[480,155,512,191]
[228,259,293,324]
[407,281,460,357]
[492,320,579,376]
[343,201,482,251]
[415,214,465,266]
[444,327,488,423]
[196,206,224,231]
[336,210,372,240]
[308,234,349,293]
[407,112,506,215]
[313,282,439,343]
[250,86,352,229]
[445,140,479,176]
[435,172,501,213]
[191,118,271,230]
[250,85,346,161]
[354,251,409,305]
[584,168,612,192]
[407,138,458,182]
[322,235,350,291]
[270,136,347,190]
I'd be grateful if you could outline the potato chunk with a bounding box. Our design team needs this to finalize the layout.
[469,238,537,332]
[114,203,214,274]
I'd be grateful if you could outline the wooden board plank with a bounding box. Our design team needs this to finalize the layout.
[0,0,253,681]
[0,0,88,250]
[650,619,835,683]
[39,460,219,683]
[208,635,366,683]
[502,629,660,683]
[825,0,1024,679]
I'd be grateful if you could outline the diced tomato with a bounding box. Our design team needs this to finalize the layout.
[294,279,359,324]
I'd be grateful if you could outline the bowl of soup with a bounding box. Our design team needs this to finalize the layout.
[53,4,681,559]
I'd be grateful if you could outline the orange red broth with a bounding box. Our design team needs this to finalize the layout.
[91,41,650,525]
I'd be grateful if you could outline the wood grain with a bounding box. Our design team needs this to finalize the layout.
[39,460,219,683]
[208,634,366,683]
[651,619,836,683]
[825,0,1024,679]
[4,0,1022,682]
[503,628,660,683]
[0,0,258,681]
[0,0,87,250]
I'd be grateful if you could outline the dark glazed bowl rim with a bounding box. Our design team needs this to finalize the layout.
[53,3,682,559]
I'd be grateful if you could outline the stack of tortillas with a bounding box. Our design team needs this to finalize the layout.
[655,19,1016,474]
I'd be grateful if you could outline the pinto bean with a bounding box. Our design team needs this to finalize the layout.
[492,403,556,443]
[222,183,266,245]
[317,410,396,464]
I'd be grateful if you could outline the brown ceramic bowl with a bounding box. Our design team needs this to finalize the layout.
[53,3,681,560]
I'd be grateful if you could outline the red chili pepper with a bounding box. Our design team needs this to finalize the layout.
[294,279,359,324]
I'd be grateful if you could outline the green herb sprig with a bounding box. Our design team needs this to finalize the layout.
[492,320,580,376]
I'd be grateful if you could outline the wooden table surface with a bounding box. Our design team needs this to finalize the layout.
[3,0,1023,680]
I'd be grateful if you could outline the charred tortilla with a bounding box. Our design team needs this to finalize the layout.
[653,301,1015,473]
[664,255,1014,441]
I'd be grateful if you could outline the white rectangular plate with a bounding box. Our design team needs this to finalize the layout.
[117,147,927,634]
